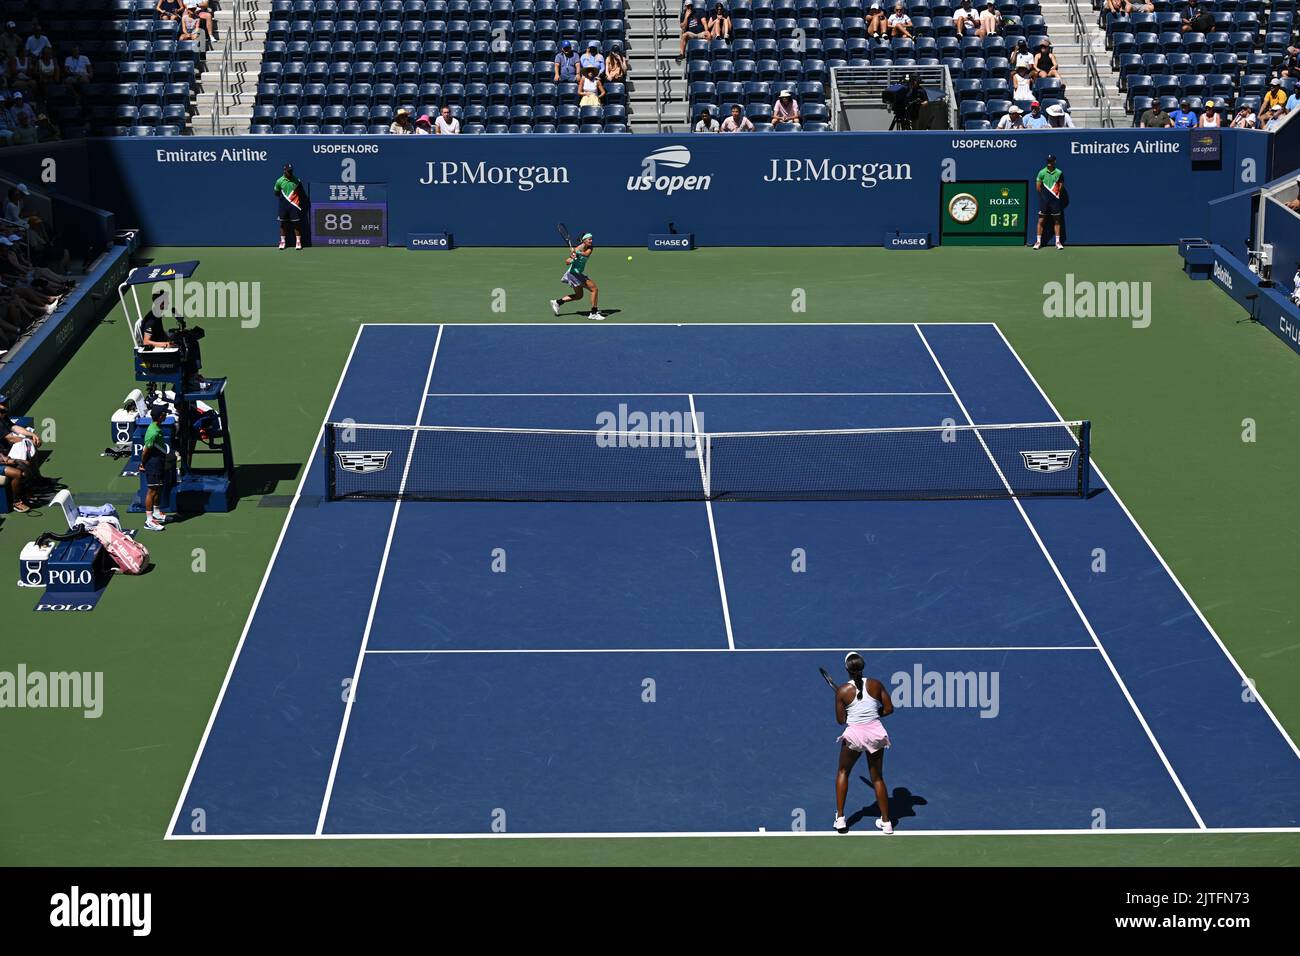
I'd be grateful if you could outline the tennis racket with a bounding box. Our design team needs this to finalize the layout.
[557,222,572,246]
[819,667,837,689]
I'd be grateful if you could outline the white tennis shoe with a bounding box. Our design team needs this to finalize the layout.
[588,310,604,321]
[834,815,848,833]
[550,298,560,315]
[875,818,894,834]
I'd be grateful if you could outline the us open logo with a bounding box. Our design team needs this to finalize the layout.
[335,451,392,474]
[1020,450,1076,474]
[627,146,713,195]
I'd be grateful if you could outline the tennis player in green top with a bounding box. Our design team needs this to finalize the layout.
[550,232,602,320]
[1033,153,1065,250]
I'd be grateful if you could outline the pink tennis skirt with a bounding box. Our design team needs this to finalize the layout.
[838,719,891,754]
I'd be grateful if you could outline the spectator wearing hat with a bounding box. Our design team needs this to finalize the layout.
[554,39,579,82]
[1033,39,1060,82]
[579,65,604,107]
[694,106,720,131]
[887,3,913,38]
[954,0,980,37]
[1012,37,1034,72]
[389,107,415,133]
[996,103,1025,129]
[772,88,801,128]
[1024,101,1050,128]
[435,104,461,134]
[1169,98,1197,127]
[1181,0,1214,34]
[0,21,19,61]
[8,91,35,127]
[1230,104,1257,128]
[581,40,605,76]
[179,5,205,42]
[978,1,1002,38]
[1140,100,1173,127]
[705,3,732,40]
[1012,62,1035,104]
[680,2,709,61]
[1262,78,1287,116]
[1033,153,1065,250]
[62,44,92,99]
[414,113,433,134]
[1198,99,1221,127]
[1265,105,1288,131]
[721,102,754,131]
[605,45,627,82]
[866,2,888,39]
[1045,103,1075,127]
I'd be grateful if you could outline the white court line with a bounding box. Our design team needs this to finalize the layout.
[425,392,954,397]
[315,325,446,836]
[690,393,735,651]
[166,825,1300,841]
[991,324,1300,763]
[366,646,1097,655]
[163,324,368,842]
[364,321,995,327]
[914,324,1207,830]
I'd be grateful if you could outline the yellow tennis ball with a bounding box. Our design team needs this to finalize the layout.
[627,255,633,261]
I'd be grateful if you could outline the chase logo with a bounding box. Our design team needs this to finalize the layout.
[1212,260,1232,289]
[1020,450,1076,474]
[627,146,712,195]
[336,451,392,474]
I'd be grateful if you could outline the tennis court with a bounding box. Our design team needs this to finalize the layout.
[166,321,1300,838]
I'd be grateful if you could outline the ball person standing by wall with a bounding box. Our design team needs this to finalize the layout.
[274,162,306,251]
[1033,153,1066,250]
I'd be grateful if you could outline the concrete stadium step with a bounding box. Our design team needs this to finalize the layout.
[191,4,272,134]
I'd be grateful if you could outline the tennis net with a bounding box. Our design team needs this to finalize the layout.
[324,419,1090,502]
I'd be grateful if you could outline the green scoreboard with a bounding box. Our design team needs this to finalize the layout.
[940,181,1029,246]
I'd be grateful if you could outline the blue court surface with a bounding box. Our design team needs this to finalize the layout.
[167,323,1300,839]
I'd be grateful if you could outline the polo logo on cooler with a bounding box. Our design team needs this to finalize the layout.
[1213,260,1232,289]
[47,569,94,586]
[627,146,712,194]
[336,451,392,474]
[1020,450,1077,474]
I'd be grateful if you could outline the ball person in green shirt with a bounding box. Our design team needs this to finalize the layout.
[1033,153,1065,250]
[140,406,170,531]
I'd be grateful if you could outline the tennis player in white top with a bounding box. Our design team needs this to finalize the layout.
[833,652,895,834]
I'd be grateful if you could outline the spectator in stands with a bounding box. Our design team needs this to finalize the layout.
[554,40,579,82]
[954,0,980,37]
[721,102,754,131]
[62,44,92,100]
[1181,0,1214,35]
[8,47,35,94]
[978,1,1002,39]
[1033,40,1060,83]
[192,1,218,43]
[605,45,627,83]
[1012,63,1035,104]
[1134,0,1155,11]
[180,6,205,43]
[581,40,605,76]
[1012,38,1034,73]
[1230,104,1257,128]
[1046,103,1075,127]
[1265,105,1287,131]
[867,1,888,40]
[706,3,732,41]
[23,24,50,60]
[436,105,461,134]
[1284,32,1300,77]
[34,47,58,95]
[0,110,13,147]
[389,108,415,134]
[414,113,433,134]
[694,106,720,131]
[0,239,65,299]
[1284,181,1300,212]
[1288,86,1300,112]
[156,0,184,22]
[1024,101,1050,128]
[1262,78,1287,115]
[0,22,18,62]
[0,424,35,511]
[680,3,710,62]
[1140,100,1173,127]
[579,65,604,107]
[1198,99,1220,127]
[1169,98,1197,127]
[887,3,914,39]
[1102,0,1132,16]
[996,103,1025,129]
[772,89,801,128]
[10,111,36,146]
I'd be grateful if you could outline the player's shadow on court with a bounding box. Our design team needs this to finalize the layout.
[557,308,622,319]
[846,786,927,831]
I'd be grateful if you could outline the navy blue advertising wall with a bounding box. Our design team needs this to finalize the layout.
[84,128,1269,248]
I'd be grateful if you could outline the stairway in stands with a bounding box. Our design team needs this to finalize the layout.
[1038,0,1126,126]
[192,1,272,134]
[626,0,687,130]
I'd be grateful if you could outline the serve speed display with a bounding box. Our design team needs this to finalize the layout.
[939,181,1029,246]
[310,203,388,246]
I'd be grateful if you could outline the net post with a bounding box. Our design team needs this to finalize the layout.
[1078,420,1091,498]
[324,422,336,501]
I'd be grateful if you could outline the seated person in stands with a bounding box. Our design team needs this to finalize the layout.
[191,0,217,42]
[1230,104,1257,128]
[1168,98,1197,127]
[1265,105,1287,131]
[866,1,888,39]
[581,40,605,76]
[887,2,913,38]
[1033,40,1060,82]
[680,2,709,61]
[10,111,37,145]
[1181,0,1213,34]
[0,22,19,61]
[705,3,732,41]
[62,44,92,99]
[0,243,68,303]
[0,392,40,455]
[1011,63,1035,103]
[34,48,58,94]
[7,51,35,94]
[954,0,980,36]
[1262,77,1287,115]
[0,432,34,511]
[1023,100,1050,128]
[1285,180,1300,212]
[435,104,461,133]
[156,0,184,21]
[1102,0,1132,16]
[579,65,604,106]
[694,106,720,131]
[1198,98,1221,127]
[721,102,754,131]
[771,89,801,128]
[1046,103,1075,127]
[180,6,205,42]
[978,1,1001,39]
[0,291,44,355]
[996,103,1025,129]
[605,45,627,82]
[389,107,415,133]
[1012,37,1033,72]
[1140,101,1173,127]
